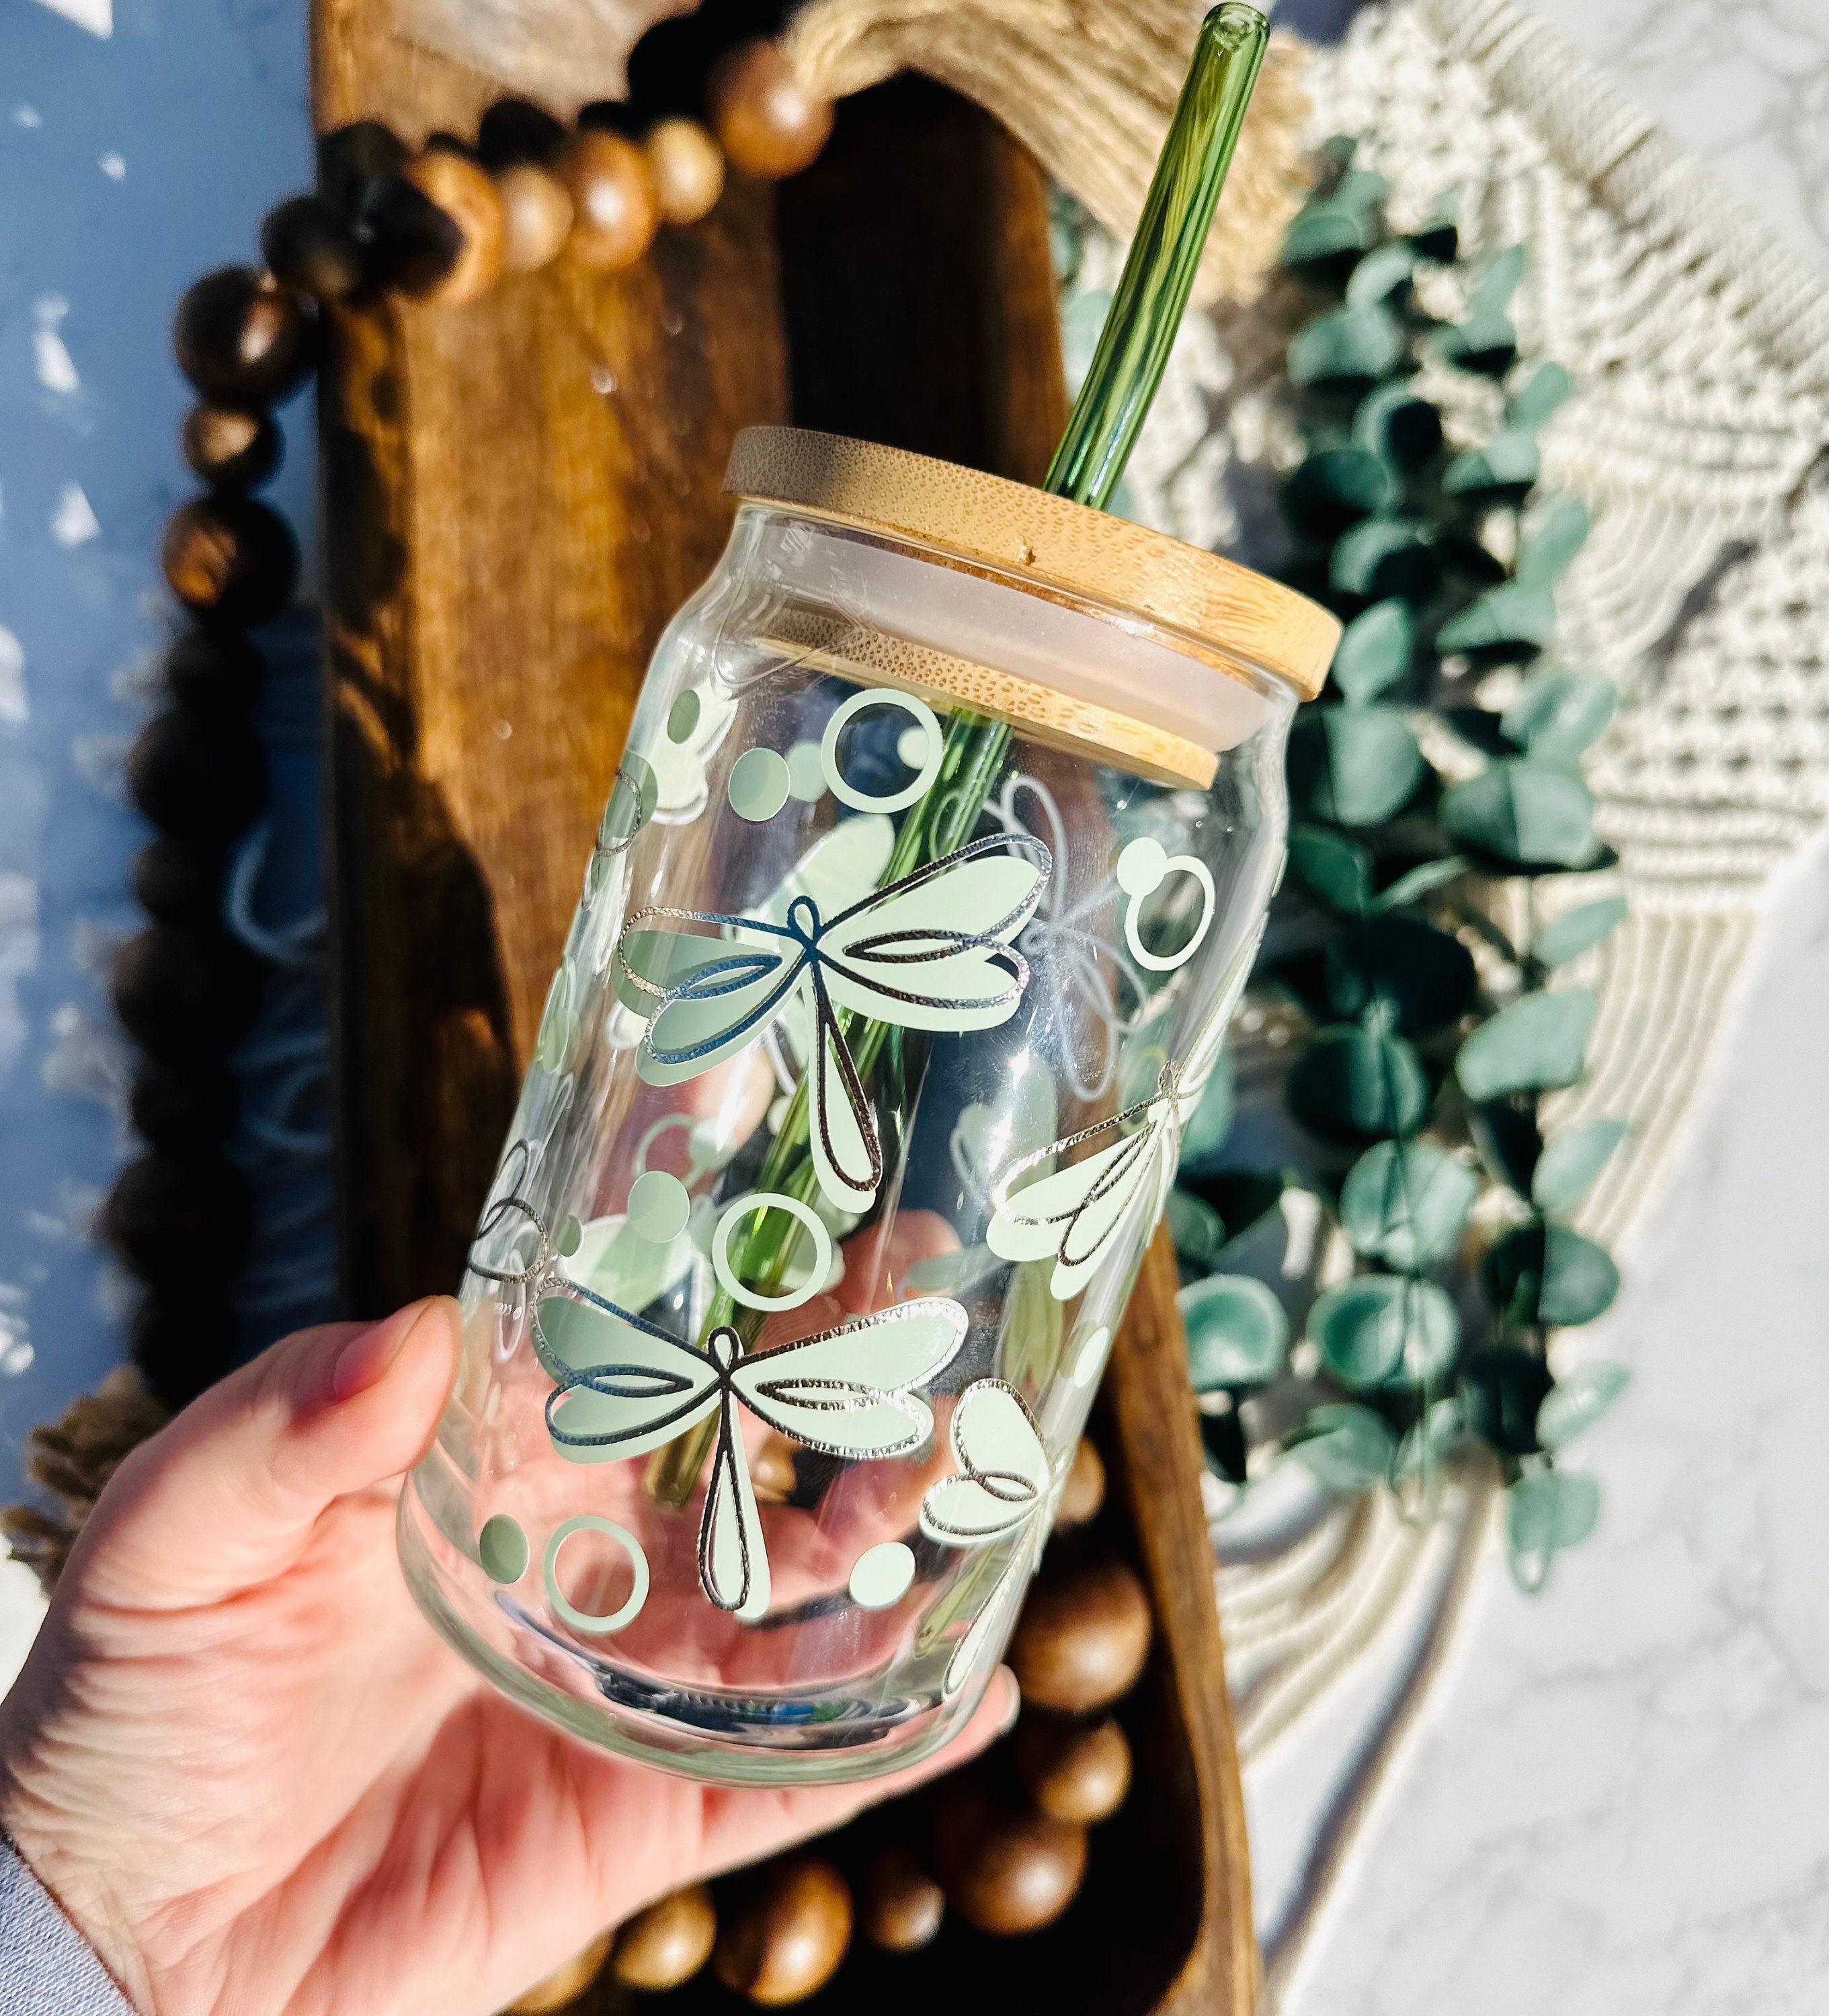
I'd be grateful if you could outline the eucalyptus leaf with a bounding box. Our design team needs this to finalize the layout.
[1326,915,1478,1036]
[1289,304,1406,387]
[1485,1220,1621,1326]
[1313,1271,1459,1391]
[1407,191,1459,263]
[1461,1344,1553,1454]
[1168,1187,1227,1270]
[1506,360,1573,432]
[1287,1023,1431,1144]
[1333,166,1391,212]
[1286,1401,1397,1490]
[1456,989,1597,1099]
[1475,1099,1543,1198]
[1515,495,1592,589]
[1531,1117,1627,1211]
[1281,201,1373,274]
[1373,856,1471,911]
[1432,310,1518,377]
[1330,599,1414,703]
[1507,1468,1600,1554]
[1533,895,1627,968]
[1436,583,1557,661]
[1397,1396,1465,1475]
[1345,240,1417,306]
[1442,429,1541,502]
[1354,378,1444,470]
[1201,1406,1248,1484]
[1339,1140,1479,1268]
[1473,245,1527,312]
[1287,823,1374,917]
[1289,705,1426,827]
[1285,446,1401,539]
[1330,516,1438,602]
[1179,1047,1237,1171]
[1440,760,1596,866]
[1536,1361,1631,1449]
[1180,1273,1290,1389]
[1502,671,1617,764]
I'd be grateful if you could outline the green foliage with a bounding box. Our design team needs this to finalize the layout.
[1167,148,1627,1591]
[1181,1275,1290,1388]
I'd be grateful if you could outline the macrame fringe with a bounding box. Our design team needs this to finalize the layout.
[1,1368,169,1597]
[782,0,1312,306]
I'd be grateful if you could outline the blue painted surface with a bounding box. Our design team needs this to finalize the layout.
[0,0,325,1494]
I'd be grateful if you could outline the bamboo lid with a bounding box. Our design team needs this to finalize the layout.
[725,427,1338,701]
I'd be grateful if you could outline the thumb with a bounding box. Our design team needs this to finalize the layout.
[72,1297,462,1605]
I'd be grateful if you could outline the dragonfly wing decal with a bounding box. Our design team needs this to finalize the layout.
[700,1404,770,1620]
[619,911,801,1087]
[807,989,882,1213]
[534,1297,721,1463]
[819,835,1051,1034]
[731,1298,969,1458]
[987,1099,1173,1300]
[920,1379,1051,1546]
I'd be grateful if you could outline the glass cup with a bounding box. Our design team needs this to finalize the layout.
[398,427,1336,1784]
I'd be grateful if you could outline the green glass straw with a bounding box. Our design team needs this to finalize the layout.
[645,5,1270,1507]
[1047,2,1270,508]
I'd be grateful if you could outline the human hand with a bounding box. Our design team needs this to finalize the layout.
[0,1300,1016,2015]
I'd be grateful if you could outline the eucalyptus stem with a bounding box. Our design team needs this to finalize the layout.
[643,5,1270,1508]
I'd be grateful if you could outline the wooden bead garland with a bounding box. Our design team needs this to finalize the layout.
[120,24,843,1417]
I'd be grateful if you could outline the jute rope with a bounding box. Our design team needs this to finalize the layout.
[782,0,1312,306]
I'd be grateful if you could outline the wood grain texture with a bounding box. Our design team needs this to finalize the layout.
[315,0,786,1310]
[313,15,1252,2009]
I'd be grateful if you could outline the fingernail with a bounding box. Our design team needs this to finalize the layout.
[995,1665,1022,1736]
[331,1302,428,1403]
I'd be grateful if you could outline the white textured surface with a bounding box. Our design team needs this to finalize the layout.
[1283,845,1829,2015]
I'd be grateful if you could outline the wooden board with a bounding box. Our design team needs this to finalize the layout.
[313,11,1254,2010]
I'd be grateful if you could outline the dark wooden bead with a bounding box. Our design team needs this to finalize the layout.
[181,405,282,491]
[749,1431,798,1505]
[558,131,660,272]
[112,925,263,1062]
[317,120,408,224]
[103,1150,255,1286]
[857,1845,944,1952]
[161,495,299,628]
[172,267,317,408]
[260,194,365,302]
[1054,1435,1105,1528]
[366,154,505,304]
[131,1290,239,1410]
[496,163,573,274]
[1008,1554,1153,1713]
[397,151,505,304]
[933,1777,1088,1935]
[127,706,266,843]
[707,40,834,182]
[646,117,725,226]
[713,1855,852,2005]
[1013,1713,1133,1824]
[508,1933,614,2013]
[130,1058,238,1154]
[164,629,263,711]
[477,97,568,169]
[610,1884,717,1991]
[134,837,227,924]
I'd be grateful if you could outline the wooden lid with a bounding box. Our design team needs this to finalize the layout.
[725,427,1338,701]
